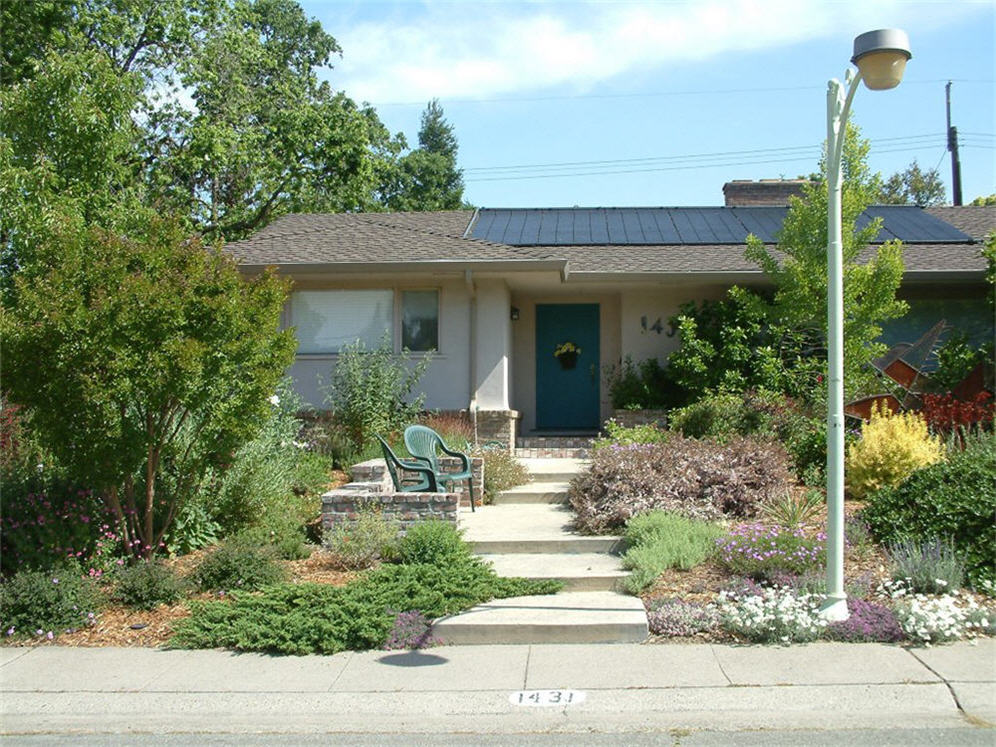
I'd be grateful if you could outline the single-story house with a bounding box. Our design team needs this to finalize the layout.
[227,181,994,446]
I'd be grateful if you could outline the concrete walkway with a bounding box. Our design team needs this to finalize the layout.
[435,457,648,644]
[1,641,994,737]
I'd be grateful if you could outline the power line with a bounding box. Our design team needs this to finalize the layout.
[464,133,947,175]
[464,142,981,183]
[372,78,995,108]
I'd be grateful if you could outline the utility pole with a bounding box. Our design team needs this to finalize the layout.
[946,81,963,206]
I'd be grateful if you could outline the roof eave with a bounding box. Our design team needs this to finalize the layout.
[236,258,569,275]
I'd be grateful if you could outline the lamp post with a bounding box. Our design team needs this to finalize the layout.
[823,29,911,621]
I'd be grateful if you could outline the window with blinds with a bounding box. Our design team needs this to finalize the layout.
[291,290,394,354]
[290,289,439,354]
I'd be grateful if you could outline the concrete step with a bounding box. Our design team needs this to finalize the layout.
[494,482,570,504]
[480,553,627,592]
[518,457,589,483]
[460,504,622,554]
[432,591,648,644]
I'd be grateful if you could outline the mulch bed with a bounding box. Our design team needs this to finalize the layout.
[3,548,358,649]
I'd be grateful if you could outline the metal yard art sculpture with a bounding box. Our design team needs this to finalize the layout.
[844,320,992,421]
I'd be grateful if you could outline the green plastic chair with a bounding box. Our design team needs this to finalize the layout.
[376,435,438,493]
[403,425,475,511]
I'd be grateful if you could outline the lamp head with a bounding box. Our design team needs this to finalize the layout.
[852,29,911,90]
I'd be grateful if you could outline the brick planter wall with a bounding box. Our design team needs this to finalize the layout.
[348,456,484,508]
[322,487,460,536]
[610,409,668,428]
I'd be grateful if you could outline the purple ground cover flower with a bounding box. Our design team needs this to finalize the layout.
[826,598,905,642]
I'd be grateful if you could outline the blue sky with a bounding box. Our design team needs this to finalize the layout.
[299,0,995,208]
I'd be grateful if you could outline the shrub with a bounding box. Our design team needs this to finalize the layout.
[646,598,719,637]
[863,432,995,586]
[844,516,876,561]
[825,598,904,642]
[716,587,827,644]
[382,610,441,650]
[665,287,808,404]
[928,332,992,393]
[419,412,473,449]
[323,505,399,570]
[1,218,296,559]
[233,514,311,561]
[325,333,431,453]
[472,444,528,503]
[0,562,102,638]
[0,481,124,577]
[715,524,826,582]
[172,558,561,655]
[606,356,675,410]
[590,419,668,452]
[921,392,994,436]
[200,383,330,537]
[396,521,470,565]
[887,538,965,594]
[569,436,792,534]
[846,403,943,499]
[760,489,824,528]
[191,542,287,592]
[668,390,826,483]
[111,561,186,610]
[620,512,722,594]
[163,496,221,557]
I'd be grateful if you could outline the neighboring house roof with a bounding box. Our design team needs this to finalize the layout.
[228,205,992,280]
[925,205,996,241]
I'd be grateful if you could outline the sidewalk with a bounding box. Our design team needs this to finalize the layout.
[2,640,994,737]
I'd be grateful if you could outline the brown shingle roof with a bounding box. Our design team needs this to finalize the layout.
[227,212,553,266]
[925,205,996,241]
[227,208,988,277]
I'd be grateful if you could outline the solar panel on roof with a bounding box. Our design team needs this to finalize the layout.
[468,205,974,246]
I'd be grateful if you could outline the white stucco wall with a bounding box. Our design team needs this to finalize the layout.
[619,284,732,365]
[284,275,472,410]
[472,279,512,410]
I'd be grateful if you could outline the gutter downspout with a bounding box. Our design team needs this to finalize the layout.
[465,269,479,445]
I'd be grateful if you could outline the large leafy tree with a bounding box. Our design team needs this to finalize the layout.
[0,217,296,557]
[383,99,466,211]
[880,160,946,207]
[0,49,148,291]
[745,125,907,398]
[2,0,413,242]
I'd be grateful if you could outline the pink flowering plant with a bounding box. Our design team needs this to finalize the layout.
[0,483,125,577]
[716,523,826,582]
[0,562,102,640]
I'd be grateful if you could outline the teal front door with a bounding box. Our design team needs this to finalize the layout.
[536,303,600,429]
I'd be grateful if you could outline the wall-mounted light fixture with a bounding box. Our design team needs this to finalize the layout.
[510,306,520,321]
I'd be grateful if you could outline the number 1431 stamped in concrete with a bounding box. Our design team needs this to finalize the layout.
[509,690,587,707]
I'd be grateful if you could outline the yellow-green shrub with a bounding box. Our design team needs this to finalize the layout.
[846,403,943,499]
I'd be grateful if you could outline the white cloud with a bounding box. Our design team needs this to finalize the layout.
[318,0,970,104]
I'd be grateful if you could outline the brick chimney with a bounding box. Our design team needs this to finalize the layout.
[723,179,810,206]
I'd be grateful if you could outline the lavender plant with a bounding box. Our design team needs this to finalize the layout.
[715,524,826,582]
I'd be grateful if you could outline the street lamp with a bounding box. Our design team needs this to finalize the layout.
[823,29,911,622]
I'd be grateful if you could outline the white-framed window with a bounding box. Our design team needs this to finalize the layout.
[290,288,439,355]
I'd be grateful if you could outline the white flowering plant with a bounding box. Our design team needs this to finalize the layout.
[716,586,828,644]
